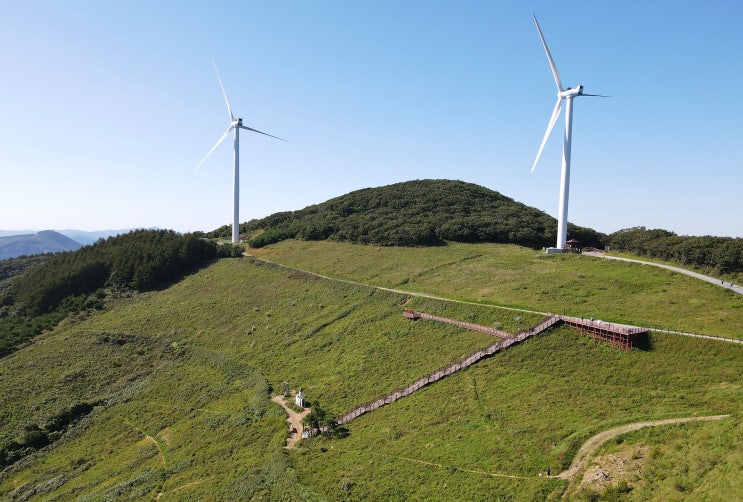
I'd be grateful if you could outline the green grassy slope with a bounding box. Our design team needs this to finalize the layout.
[251,240,743,339]
[1,245,742,500]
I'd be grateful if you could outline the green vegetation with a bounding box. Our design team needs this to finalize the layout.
[0,293,104,357]
[608,226,743,281]
[1,245,741,500]
[251,240,743,338]
[296,330,742,500]
[223,179,604,249]
[0,254,51,287]
[0,230,243,356]
[569,417,743,500]
[225,180,743,281]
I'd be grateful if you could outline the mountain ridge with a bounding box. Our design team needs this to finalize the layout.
[0,230,82,260]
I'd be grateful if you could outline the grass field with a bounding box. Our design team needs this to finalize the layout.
[1,242,741,500]
[250,240,743,339]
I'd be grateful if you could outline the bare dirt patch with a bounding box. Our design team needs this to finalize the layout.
[579,444,650,491]
[157,427,173,446]
[271,392,311,449]
[558,415,729,482]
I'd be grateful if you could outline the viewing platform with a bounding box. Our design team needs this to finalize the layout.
[558,315,648,351]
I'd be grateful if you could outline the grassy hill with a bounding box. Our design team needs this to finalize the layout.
[1,242,741,500]
[251,240,743,339]
[214,179,605,249]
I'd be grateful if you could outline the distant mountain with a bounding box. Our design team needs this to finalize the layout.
[0,230,36,237]
[0,229,134,246]
[57,229,134,245]
[230,179,605,249]
[0,230,82,260]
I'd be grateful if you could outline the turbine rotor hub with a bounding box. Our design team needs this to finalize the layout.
[560,85,584,99]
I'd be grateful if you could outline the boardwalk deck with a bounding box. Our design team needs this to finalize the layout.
[403,308,510,339]
[559,315,648,351]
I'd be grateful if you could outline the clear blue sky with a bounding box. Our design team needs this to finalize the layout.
[2,1,741,237]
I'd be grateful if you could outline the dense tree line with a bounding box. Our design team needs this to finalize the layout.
[0,254,51,303]
[608,227,743,278]
[0,230,243,355]
[216,179,605,249]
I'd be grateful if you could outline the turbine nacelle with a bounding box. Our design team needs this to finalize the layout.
[559,85,584,99]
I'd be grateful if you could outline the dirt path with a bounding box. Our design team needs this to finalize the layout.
[144,434,166,467]
[122,418,166,467]
[155,477,214,501]
[248,252,743,345]
[271,393,311,449]
[556,414,730,485]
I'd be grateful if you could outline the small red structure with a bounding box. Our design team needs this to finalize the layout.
[403,308,421,320]
[565,239,582,254]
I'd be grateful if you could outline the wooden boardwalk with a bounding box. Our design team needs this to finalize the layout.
[337,314,559,425]
[403,309,510,338]
[336,311,648,425]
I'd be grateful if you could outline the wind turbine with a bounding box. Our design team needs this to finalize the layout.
[530,14,605,252]
[196,61,285,243]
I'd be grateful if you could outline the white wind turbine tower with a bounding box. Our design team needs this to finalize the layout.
[530,14,605,252]
[196,61,285,243]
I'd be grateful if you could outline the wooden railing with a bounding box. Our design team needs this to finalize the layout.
[335,312,650,425]
[336,314,560,425]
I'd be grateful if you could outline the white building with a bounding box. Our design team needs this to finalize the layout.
[295,389,305,408]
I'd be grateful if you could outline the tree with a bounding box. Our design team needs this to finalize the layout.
[302,401,339,438]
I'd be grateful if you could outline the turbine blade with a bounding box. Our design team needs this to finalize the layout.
[532,14,563,92]
[238,125,287,142]
[212,59,234,122]
[581,93,610,97]
[531,97,563,173]
[194,126,234,172]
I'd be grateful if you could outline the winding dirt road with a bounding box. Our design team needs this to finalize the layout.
[557,414,730,485]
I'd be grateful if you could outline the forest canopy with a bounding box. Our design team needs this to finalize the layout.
[211,179,605,249]
[607,227,743,278]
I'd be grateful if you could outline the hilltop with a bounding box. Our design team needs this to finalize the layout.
[0,230,81,260]
[209,179,605,249]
